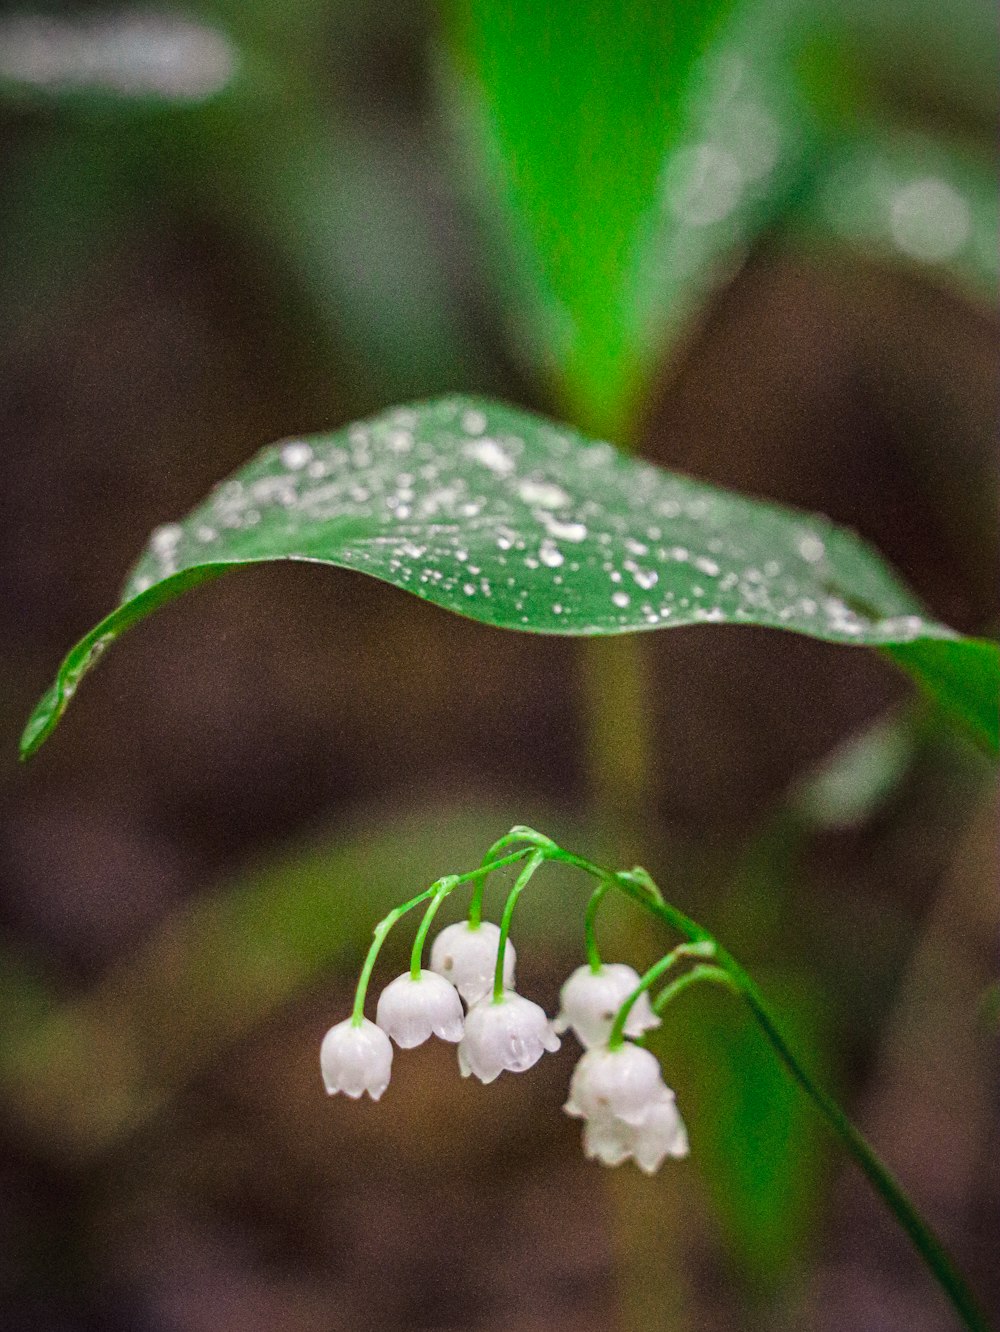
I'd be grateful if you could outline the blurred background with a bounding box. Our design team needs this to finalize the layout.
[1,1,997,1329]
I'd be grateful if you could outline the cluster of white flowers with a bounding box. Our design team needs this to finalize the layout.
[555,964,687,1173]
[563,1044,688,1173]
[320,923,688,1174]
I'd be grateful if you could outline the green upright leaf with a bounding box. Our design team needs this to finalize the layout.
[440,0,999,430]
[21,397,997,758]
[439,0,816,431]
[655,970,830,1295]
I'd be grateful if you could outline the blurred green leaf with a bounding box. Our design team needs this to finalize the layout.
[0,5,476,401]
[439,0,999,434]
[0,124,133,333]
[21,397,998,757]
[199,114,485,399]
[828,0,999,124]
[980,981,1000,1031]
[439,0,818,433]
[792,709,916,829]
[0,947,60,1044]
[656,970,830,1294]
[158,7,482,400]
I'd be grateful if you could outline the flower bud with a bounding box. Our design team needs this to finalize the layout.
[320,1017,393,1100]
[376,969,465,1048]
[429,920,516,1005]
[457,991,560,1083]
[554,963,661,1048]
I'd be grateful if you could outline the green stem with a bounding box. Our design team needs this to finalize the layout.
[584,884,609,973]
[607,941,715,1049]
[580,637,655,854]
[652,963,739,1012]
[492,850,545,1002]
[351,885,438,1025]
[734,972,989,1332]
[352,851,532,1022]
[410,877,457,980]
[469,833,548,927]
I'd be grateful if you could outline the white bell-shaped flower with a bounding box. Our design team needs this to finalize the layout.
[581,1111,634,1167]
[457,991,561,1083]
[429,920,516,1005]
[554,963,661,1048]
[563,1043,666,1125]
[320,1017,393,1100]
[375,969,465,1048]
[632,1093,689,1170]
[581,1088,689,1174]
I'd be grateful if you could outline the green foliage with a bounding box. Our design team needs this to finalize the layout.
[660,971,829,1294]
[0,10,244,111]
[441,0,815,432]
[6,3,995,418]
[20,397,998,758]
[441,0,999,442]
[792,710,916,829]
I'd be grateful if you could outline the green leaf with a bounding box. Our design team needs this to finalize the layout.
[885,637,999,754]
[654,970,830,1295]
[438,0,817,432]
[440,0,998,430]
[791,709,917,830]
[826,0,999,125]
[20,397,998,758]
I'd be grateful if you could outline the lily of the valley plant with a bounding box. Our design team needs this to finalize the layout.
[317,827,988,1330]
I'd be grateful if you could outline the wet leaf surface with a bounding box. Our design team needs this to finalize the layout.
[21,397,997,757]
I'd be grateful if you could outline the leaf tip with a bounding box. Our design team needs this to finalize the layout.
[18,683,63,761]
